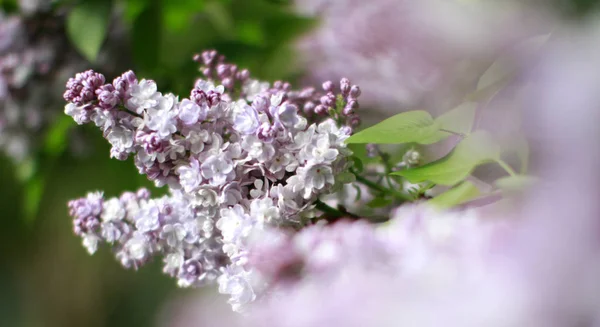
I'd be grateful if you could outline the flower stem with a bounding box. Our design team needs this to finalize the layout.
[315,200,359,219]
[314,199,388,223]
[353,173,411,201]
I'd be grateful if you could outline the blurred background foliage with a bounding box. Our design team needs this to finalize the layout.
[0,0,598,326]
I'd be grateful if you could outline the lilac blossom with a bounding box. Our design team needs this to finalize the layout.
[64,50,358,310]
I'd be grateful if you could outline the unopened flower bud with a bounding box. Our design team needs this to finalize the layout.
[322,80,334,92]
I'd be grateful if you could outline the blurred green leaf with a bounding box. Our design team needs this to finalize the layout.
[392,131,500,186]
[346,111,441,144]
[44,115,75,156]
[122,0,148,23]
[67,0,112,62]
[15,157,36,182]
[236,20,266,46]
[132,0,161,72]
[204,1,234,38]
[23,176,44,223]
[428,181,480,209]
[163,0,205,32]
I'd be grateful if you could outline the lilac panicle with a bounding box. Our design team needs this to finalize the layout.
[64,50,361,311]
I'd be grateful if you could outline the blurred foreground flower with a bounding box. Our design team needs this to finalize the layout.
[159,16,600,327]
[296,0,550,116]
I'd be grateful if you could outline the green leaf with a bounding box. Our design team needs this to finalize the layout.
[495,175,537,192]
[428,181,480,209]
[392,131,500,185]
[132,0,161,72]
[346,111,441,144]
[67,0,112,62]
[436,102,477,135]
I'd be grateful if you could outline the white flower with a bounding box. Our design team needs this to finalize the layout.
[126,79,161,114]
[217,265,256,312]
[91,109,115,132]
[249,179,265,198]
[300,164,335,199]
[250,197,280,225]
[195,187,218,207]
[300,133,339,165]
[232,101,260,135]
[275,102,300,129]
[64,103,86,124]
[163,250,184,275]
[185,130,210,154]
[135,202,161,232]
[201,154,234,186]
[216,204,253,244]
[125,232,149,261]
[160,223,187,247]
[107,126,134,154]
[242,135,275,162]
[243,79,269,101]
[145,104,178,139]
[82,234,100,254]
[178,98,205,125]
[177,158,203,193]
[195,79,225,94]
[101,198,125,221]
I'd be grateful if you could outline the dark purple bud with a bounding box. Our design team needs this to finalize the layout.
[217,64,229,77]
[299,87,315,98]
[113,70,137,99]
[322,80,334,92]
[202,68,211,77]
[349,85,361,99]
[237,69,250,81]
[282,82,291,91]
[222,77,234,90]
[202,50,217,65]
[340,78,351,96]
[137,131,166,154]
[96,84,119,110]
[342,105,354,116]
[273,81,283,89]
[64,69,106,105]
[207,91,222,107]
[349,114,361,127]
[320,93,336,107]
[303,101,316,114]
[314,105,327,115]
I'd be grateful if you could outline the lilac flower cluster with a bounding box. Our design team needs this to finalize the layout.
[64,50,360,310]
[0,8,74,161]
[69,189,226,286]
